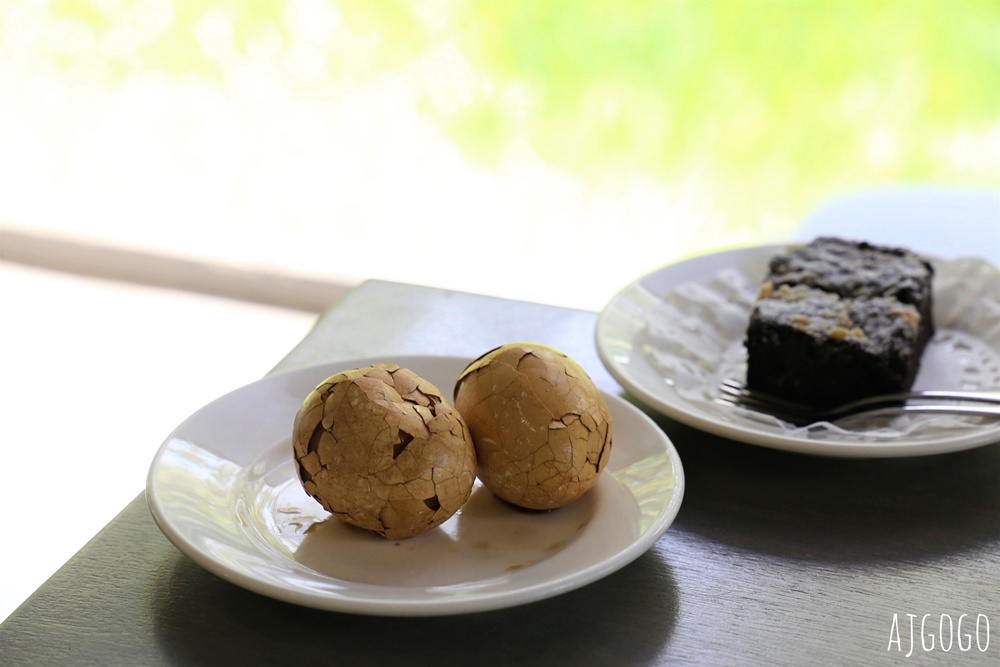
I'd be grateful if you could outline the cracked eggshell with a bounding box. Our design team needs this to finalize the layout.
[453,342,613,510]
[292,364,477,540]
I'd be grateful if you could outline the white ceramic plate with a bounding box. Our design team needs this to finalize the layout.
[596,245,1000,458]
[146,355,684,616]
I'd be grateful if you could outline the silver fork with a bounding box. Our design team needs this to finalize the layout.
[717,378,1000,425]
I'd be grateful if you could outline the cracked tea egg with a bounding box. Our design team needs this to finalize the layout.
[292,364,477,540]
[454,342,613,510]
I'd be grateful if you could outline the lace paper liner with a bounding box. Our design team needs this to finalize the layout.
[641,254,1000,442]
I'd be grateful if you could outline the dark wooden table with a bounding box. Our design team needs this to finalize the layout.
[3,279,999,666]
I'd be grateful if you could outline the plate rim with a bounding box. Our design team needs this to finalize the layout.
[595,244,1000,458]
[146,354,685,615]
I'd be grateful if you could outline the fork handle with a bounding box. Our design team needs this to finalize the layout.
[909,389,1000,405]
[859,403,1000,419]
[839,389,1000,412]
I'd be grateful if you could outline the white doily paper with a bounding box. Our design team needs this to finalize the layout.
[641,255,1000,443]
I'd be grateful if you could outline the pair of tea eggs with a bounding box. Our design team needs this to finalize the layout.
[291,342,613,539]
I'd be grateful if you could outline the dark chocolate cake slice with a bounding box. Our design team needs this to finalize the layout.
[766,237,933,306]
[744,238,934,409]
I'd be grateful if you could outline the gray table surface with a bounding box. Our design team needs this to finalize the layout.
[2,279,999,666]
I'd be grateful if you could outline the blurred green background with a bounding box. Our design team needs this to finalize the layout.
[3,0,999,307]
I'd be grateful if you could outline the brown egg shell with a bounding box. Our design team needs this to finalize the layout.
[453,342,613,510]
[292,364,477,540]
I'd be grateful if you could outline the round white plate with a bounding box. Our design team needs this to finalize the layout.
[596,245,1000,458]
[146,355,684,616]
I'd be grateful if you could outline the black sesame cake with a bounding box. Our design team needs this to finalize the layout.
[744,237,934,409]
